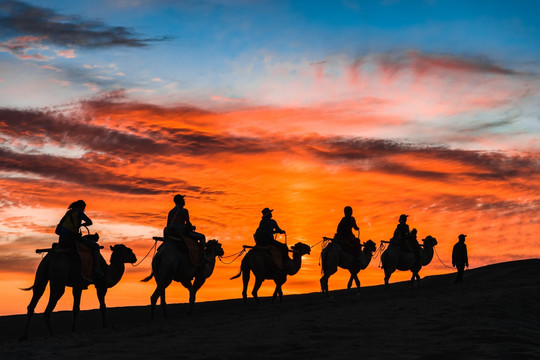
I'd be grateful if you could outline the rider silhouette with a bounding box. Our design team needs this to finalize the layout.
[166,194,207,262]
[57,200,102,277]
[166,194,206,244]
[392,214,410,250]
[254,208,288,257]
[335,206,361,256]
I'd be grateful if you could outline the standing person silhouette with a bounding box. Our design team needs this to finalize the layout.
[57,200,102,277]
[335,206,361,256]
[254,208,288,257]
[452,234,469,283]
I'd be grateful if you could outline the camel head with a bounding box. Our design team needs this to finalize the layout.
[422,235,438,248]
[290,242,311,256]
[363,239,377,254]
[110,244,137,264]
[206,239,225,257]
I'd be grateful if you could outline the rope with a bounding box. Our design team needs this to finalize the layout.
[310,238,324,249]
[218,248,246,264]
[373,241,386,260]
[434,246,454,269]
[131,239,158,267]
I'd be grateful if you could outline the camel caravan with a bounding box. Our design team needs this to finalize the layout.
[20,197,442,340]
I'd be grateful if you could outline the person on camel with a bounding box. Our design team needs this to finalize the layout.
[334,206,361,256]
[166,194,207,261]
[392,214,410,250]
[57,200,103,278]
[254,208,288,259]
[408,228,422,263]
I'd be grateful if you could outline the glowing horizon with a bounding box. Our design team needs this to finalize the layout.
[1,0,539,316]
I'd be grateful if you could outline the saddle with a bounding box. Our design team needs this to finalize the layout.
[253,244,288,269]
[36,242,95,286]
[167,235,203,266]
[76,242,94,282]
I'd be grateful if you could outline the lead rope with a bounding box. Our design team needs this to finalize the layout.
[434,246,454,269]
[218,248,246,264]
[131,239,158,267]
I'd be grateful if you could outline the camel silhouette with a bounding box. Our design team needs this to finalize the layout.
[230,242,311,304]
[19,243,137,341]
[320,239,377,296]
[381,235,438,287]
[141,239,224,318]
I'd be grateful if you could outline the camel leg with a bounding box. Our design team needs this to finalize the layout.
[384,268,392,287]
[320,274,329,296]
[159,289,167,317]
[96,285,108,328]
[71,287,83,332]
[410,272,420,288]
[241,269,250,305]
[251,277,264,304]
[272,282,284,303]
[188,277,206,313]
[348,273,361,294]
[44,281,66,336]
[19,281,48,342]
[150,276,172,319]
[320,261,337,297]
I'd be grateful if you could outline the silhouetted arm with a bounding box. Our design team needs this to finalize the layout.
[79,211,92,227]
[272,220,285,234]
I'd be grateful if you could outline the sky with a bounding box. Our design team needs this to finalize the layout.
[0,0,539,316]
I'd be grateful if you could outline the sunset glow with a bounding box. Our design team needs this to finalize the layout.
[1,0,539,316]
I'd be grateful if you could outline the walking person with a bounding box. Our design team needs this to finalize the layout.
[452,234,469,283]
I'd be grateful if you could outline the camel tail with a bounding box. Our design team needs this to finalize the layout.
[230,270,242,280]
[140,272,154,282]
[19,285,34,291]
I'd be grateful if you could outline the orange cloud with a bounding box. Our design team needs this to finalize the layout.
[0,92,538,316]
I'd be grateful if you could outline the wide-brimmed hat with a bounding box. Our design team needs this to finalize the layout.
[261,208,273,217]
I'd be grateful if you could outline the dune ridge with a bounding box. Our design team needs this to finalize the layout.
[1,259,539,359]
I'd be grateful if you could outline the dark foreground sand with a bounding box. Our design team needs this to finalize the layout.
[1,259,539,359]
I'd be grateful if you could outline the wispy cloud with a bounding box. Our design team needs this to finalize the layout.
[0,0,168,48]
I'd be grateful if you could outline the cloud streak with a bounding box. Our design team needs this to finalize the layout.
[0,0,168,48]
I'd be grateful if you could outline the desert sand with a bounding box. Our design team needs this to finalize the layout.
[1,259,539,359]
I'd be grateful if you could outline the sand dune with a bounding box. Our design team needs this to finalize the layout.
[1,259,539,359]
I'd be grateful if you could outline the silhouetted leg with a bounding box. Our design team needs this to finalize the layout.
[348,273,361,294]
[455,264,465,283]
[19,282,48,342]
[159,290,167,317]
[272,283,284,303]
[189,276,206,313]
[241,269,250,305]
[96,285,108,328]
[384,269,391,287]
[320,275,329,295]
[180,279,194,313]
[252,278,264,304]
[272,282,283,303]
[44,283,66,335]
[71,287,83,332]
[150,275,172,318]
